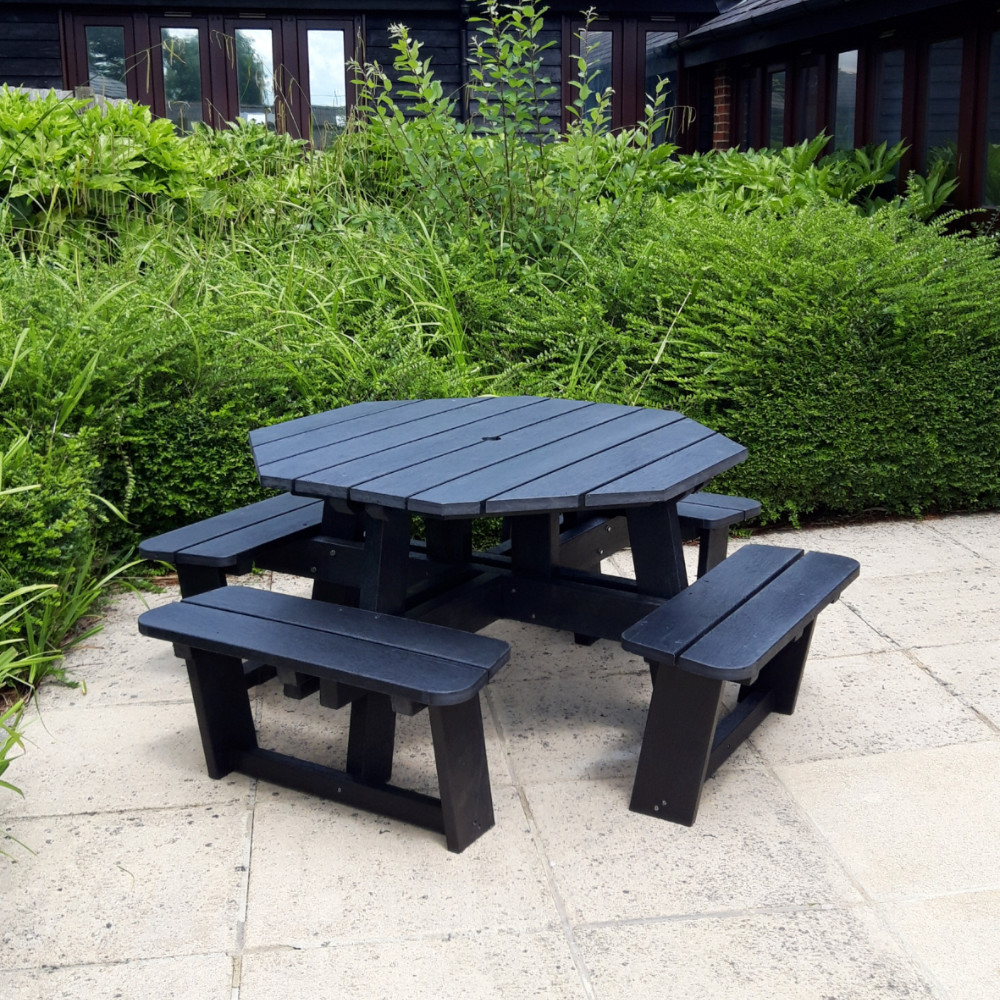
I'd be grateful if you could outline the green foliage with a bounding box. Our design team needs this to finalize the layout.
[0,2,997,751]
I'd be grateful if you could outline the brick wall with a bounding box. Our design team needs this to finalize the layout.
[712,69,732,149]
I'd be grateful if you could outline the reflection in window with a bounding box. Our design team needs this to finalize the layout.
[796,64,819,142]
[924,38,962,181]
[833,50,858,151]
[579,29,613,119]
[874,49,904,146]
[86,26,128,99]
[235,28,275,127]
[985,32,1000,205]
[737,75,754,150]
[645,30,678,143]
[161,28,203,130]
[307,30,346,146]
[768,70,785,147]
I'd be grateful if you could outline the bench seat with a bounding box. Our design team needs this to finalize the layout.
[138,586,510,853]
[621,543,859,826]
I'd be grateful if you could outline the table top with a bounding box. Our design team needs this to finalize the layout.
[250,396,747,518]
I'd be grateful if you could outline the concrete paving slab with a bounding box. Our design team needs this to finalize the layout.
[928,511,1000,564]
[776,740,1000,900]
[4,511,1000,998]
[4,954,233,1000]
[844,566,1000,647]
[239,931,587,1000]
[882,890,1000,1000]
[750,649,992,766]
[524,773,862,924]
[807,598,896,658]
[766,519,985,578]
[0,805,248,968]
[0,702,250,818]
[242,784,555,949]
[909,639,1000,728]
[575,907,936,999]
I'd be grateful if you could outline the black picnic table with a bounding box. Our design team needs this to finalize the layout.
[249,395,747,634]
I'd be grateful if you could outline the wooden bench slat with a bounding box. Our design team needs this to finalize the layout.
[139,589,508,705]
[620,544,803,663]
[139,494,323,565]
[679,551,860,680]
[676,492,761,527]
[186,586,509,673]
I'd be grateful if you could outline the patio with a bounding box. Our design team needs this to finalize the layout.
[3,513,999,998]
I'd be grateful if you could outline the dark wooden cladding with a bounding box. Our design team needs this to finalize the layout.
[0,8,62,89]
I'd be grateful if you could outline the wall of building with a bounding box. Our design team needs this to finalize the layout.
[0,8,64,90]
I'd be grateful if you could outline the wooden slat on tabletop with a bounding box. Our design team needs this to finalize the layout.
[188,586,509,672]
[621,545,803,663]
[139,601,491,704]
[350,402,654,515]
[586,434,748,507]
[294,397,591,504]
[139,494,322,562]
[678,551,861,679]
[248,399,408,447]
[257,395,541,487]
[254,397,486,480]
[481,414,707,514]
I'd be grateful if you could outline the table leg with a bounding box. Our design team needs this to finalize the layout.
[625,502,689,600]
[345,506,412,782]
[627,502,689,683]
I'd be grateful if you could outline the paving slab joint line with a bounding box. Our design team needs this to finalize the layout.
[762,753,878,909]
[484,686,598,1000]
[871,899,950,1000]
[838,598,904,649]
[902,647,1000,737]
[927,520,999,567]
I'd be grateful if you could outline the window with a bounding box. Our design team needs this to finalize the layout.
[64,12,355,142]
[157,24,206,130]
[984,31,1000,205]
[794,62,819,142]
[923,38,963,180]
[767,68,786,147]
[566,18,691,137]
[833,50,858,151]
[873,48,905,147]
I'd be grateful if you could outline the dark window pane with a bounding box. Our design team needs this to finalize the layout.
[236,28,276,127]
[796,64,819,141]
[307,30,347,147]
[833,50,858,151]
[923,38,962,180]
[580,29,613,118]
[768,70,786,147]
[985,31,1000,205]
[86,26,128,99]
[645,30,678,142]
[875,48,905,146]
[161,27,203,130]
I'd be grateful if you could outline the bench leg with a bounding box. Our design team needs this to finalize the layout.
[181,646,258,779]
[346,692,397,783]
[429,696,495,853]
[738,621,815,716]
[177,566,227,598]
[697,526,731,578]
[630,664,724,826]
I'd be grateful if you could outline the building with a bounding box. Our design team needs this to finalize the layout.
[1,1,996,204]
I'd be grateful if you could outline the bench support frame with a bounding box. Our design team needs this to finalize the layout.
[629,622,815,826]
[177,642,495,853]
